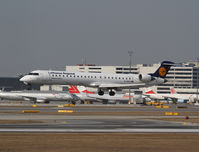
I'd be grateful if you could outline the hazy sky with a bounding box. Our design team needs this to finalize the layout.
[0,0,198,76]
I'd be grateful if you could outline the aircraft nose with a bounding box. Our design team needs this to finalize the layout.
[19,76,30,83]
[19,76,26,82]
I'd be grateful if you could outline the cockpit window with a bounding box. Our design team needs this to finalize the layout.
[28,73,39,76]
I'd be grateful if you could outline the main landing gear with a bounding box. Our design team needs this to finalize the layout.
[98,89,116,96]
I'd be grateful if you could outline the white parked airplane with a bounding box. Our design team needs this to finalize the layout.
[142,88,165,101]
[20,61,174,96]
[0,90,77,103]
[169,88,199,103]
[143,87,199,103]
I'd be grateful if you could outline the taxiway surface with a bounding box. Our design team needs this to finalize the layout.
[0,103,199,132]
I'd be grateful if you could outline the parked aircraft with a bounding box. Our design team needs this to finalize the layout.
[143,87,199,103]
[68,85,143,104]
[20,61,174,96]
[0,90,77,103]
[170,88,199,103]
[143,88,165,101]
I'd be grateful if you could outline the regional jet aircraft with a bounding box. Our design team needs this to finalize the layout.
[20,61,174,96]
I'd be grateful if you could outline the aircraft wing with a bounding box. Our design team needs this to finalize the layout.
[161,94,188,100]
[21,96,46,101]
[98,83,146,89]
[87,94,127,101]
[142,94,164,100]
[143,93,179,100]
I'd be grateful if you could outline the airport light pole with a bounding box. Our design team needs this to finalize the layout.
[197,57,199,104]
[128,50,133,104]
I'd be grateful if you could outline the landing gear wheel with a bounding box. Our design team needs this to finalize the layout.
[109,91,115,96]
[98,90,104,96]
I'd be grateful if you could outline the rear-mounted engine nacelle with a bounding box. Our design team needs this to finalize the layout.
[139,74,154,82]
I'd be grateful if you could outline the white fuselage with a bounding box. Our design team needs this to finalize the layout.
[0,91,75,103]
[87,93,143,103]
[20,70,165,89]
[144,93,199,103]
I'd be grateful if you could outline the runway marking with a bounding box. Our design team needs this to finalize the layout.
[61,121,67,124]
[1,128,199,133]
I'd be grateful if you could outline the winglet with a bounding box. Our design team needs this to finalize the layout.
[69,85,94,94]
[170,87,176,94]
[143,87,156,94]
[145,90,155,94]
[69,85,80,94]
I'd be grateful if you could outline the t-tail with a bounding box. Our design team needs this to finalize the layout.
[150,61,175,78]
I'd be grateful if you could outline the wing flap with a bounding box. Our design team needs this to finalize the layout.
[21,96,46,101]
[87,94,127,101]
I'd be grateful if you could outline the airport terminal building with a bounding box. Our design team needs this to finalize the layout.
[66,61,199,95]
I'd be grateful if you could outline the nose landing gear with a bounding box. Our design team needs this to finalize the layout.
[27,84,32,90]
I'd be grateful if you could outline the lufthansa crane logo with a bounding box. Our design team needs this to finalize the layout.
[159,67,167,77]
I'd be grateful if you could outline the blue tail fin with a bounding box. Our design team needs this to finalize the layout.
[150,61,175,78]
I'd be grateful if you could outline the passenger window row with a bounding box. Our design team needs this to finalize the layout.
[50,74,133,80]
